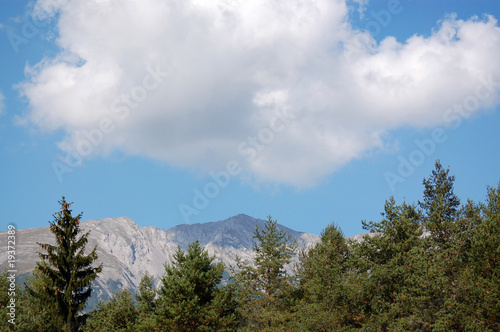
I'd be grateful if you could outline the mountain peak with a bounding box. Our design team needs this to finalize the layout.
[221,213,257,224]
[82,217,140,237]
[0,214,321,312]
[84,216,136,226]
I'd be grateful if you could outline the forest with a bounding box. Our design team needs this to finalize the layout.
[1,160,499,331]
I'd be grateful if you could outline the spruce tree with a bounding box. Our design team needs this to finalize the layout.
[29,197,102,332]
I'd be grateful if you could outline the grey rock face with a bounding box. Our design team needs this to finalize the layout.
[0,214,320,310]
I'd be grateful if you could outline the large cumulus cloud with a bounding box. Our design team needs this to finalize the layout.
[20,0,500,186]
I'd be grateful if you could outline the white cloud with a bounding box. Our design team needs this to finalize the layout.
[20,0,500,187]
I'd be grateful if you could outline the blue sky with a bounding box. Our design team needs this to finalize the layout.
[1,0,499,237]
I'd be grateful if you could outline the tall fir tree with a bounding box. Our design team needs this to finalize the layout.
[29,197,102,332]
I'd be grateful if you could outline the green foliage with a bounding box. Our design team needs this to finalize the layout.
[133,272,161,331]
[0,270,16,331]
[157,240,237,331]
[234,216,298,330]
[134,313,163,332]
[291,162,498,331]
[348,199,427,330]
[420,160,461,248]
[11,272,66,331]
[27,197,102,332]
[0,271,71,331]
[297,222,354,330]
[136,272,157,315]
[462,183,500,330]
[83,289,138,332]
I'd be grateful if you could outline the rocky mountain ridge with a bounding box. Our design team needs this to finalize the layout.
[0,214,320,309]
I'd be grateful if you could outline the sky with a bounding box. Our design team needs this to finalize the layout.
[1,0,499,237]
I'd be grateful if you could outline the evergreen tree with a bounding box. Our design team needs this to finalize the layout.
[0,270,16,331]
[29,197,102,332]
[18,272,67,331]
[234,216,298,330]
[297,222,352,330]
[462,183,500,330]
[455,199,483,261]
[156,240,237,331]
[136,272,157,315]
[82,289,138,332]
[349,198,425,330]
[134,272,160,331]
[416,162,475,330]
[419,160,461,248]
[359,197,423,265]
[1,271,67,332]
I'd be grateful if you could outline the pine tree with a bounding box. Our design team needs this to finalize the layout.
[134,272,161,331]
[17,271,67,331]
[349,198,425,330]
[234,216,298,330]
[0,270,16,331]
[419,160,461,248]
[156,240,237,331]
[417,162,470,329]
[136,272,157,315]
[83,289,138,332]
[297,222,352,330]
[29,197,102,332]
[464,183,500,330]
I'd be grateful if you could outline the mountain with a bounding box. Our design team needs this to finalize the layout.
[0,214,320,310]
